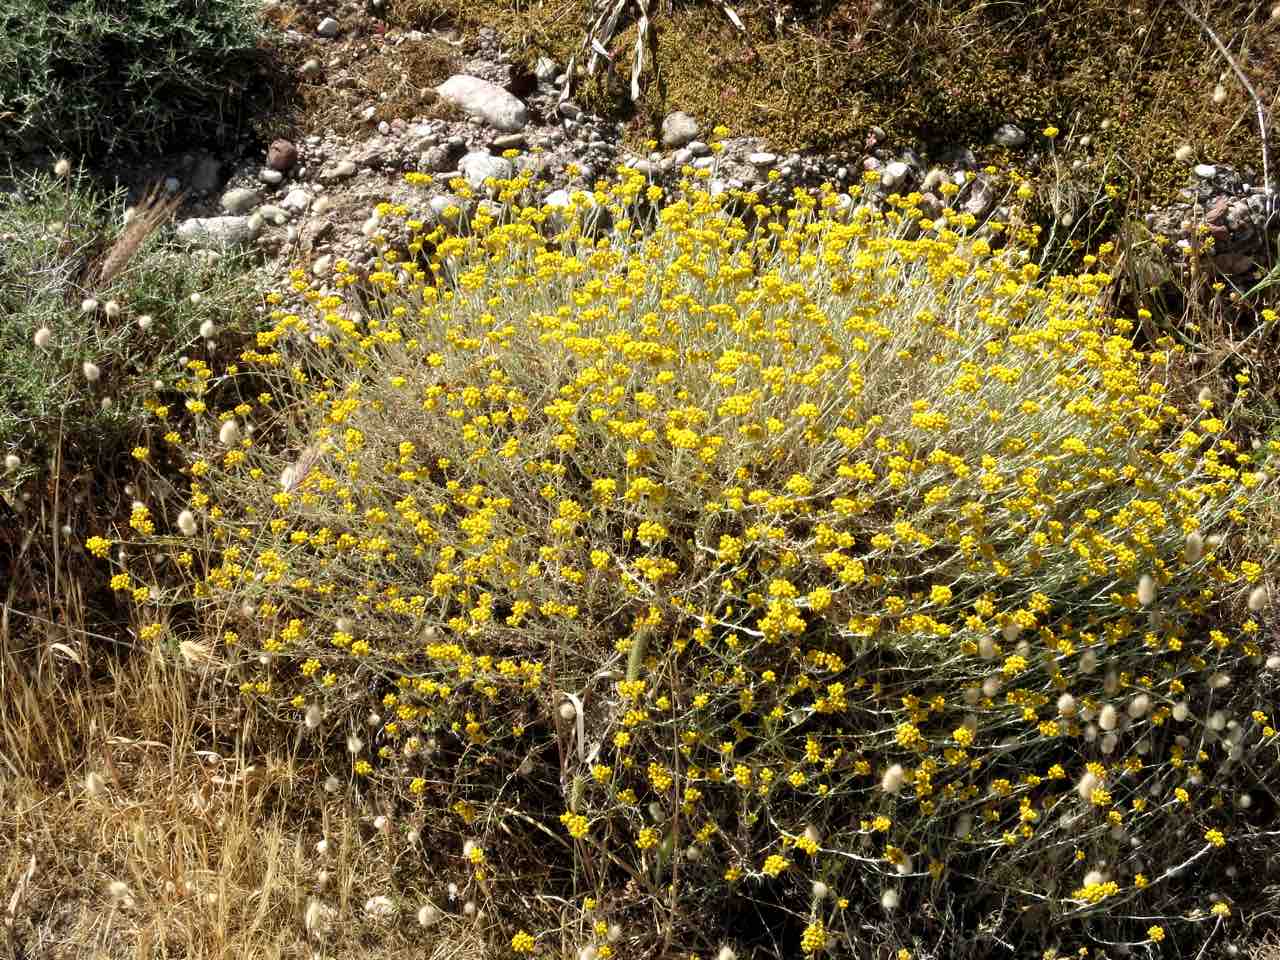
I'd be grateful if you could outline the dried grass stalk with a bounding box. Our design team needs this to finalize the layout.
[91,180,186,289]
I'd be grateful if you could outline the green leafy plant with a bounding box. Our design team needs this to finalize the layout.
[0,162,261,503]
[0,0,268,159]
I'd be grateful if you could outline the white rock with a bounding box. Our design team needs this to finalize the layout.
[993,123,1027,148]
[317,16,339,38]
[176,216,261,250]
[661,111,699,149]
[534,56,559,82]
[257,205,289,225]
[544,188,575,210]
[312,255,334,277]
[458,151,514,190]
[747,152,777,166]
[321,160,357,181]
[220,187,261,215]
[428,194,470,222]
[435,75,527,132]
[1194,163,1218,178]
[258,168,284,185]
[881,160,910,188]
[282,189,312,213]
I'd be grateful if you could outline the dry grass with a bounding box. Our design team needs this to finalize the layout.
[0,598,488,960]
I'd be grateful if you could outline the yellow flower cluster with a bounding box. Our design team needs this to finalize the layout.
[108,157,1280,956]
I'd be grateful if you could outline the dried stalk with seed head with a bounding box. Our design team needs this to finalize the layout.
[90,180,186,290]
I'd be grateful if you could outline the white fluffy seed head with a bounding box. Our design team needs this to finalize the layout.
[812,880,829,900]
[559,700,577,721]
[107,880,134,908]
[1213,83,1228,104]
[417,903,440,927]
[323,775,340,793]
[55,157,71,177]
[137,315,153,331]
[963,685,980,705]
[1128,694,1151,719]
[374,815,390,833]
[1104,670,1119,695]
[81,298,98,314]
[954,812,973,838]
[1137,574,1156,607]
[190,292,203,306]
[365,896,396,918]
[578,946,599,960]
[1208,711,1227,732]
[607,923,622,943]
[1175,144,1195,164]
[1248,585,1269,612]
[977,636,996,659]
[177,509,198,536]
[1098,704,1118,731]
[881,763,905,794]
[219,419,240,446]
[1185,531,1204,564]
[305,704,323,729]
[1266,655,1280,670]
[881,888,900,910]
[1057,693,1077,717]
[1083,869,1104,887]
[33,326,52,348]
[199,319,216,339]
[1101,733,1118,755]
[804,824,822,847]
[1077,770,1099,802]
[305,898,335,936]
[347,734,363,754]
[716,948,737,960]
[82,361,101,382]
[1079,649,1098,674]
[1209,672,1231,690]
[1001,621,1021,645]
[3,453,19,472]
[85,770,106,797]
[103,300,121,319]
[981,675,1002,699]
[1172,701,1190,721]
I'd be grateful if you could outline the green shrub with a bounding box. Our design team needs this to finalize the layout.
[108,159,1280,957]
[0,0,267,159]
[0,163,261,507]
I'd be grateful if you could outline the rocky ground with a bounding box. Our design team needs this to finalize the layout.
[86,0,1280,316]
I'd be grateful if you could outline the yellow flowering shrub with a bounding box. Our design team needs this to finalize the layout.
[109,164,1280,956]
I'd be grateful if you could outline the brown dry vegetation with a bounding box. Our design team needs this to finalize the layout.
[0,594,488,960]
